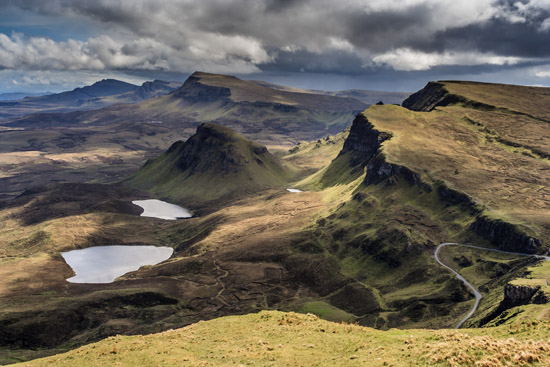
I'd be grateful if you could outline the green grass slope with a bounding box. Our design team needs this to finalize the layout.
[128,123,295,208]
[374,81,550,252]
[13,311,550,367]
[283,98,548,329]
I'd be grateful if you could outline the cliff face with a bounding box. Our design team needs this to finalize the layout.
[481,283,548,326]
[340,114,391,157]
[338,114,426,188]
[172,75,232,103]
[401,82,450,111]
[402,81,496,112]
[165,123,258,175]
[470,216,542,254]
[503,284,547,305]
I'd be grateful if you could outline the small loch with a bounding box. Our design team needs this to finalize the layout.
[132,199,192,220]
[61,245,174,283]
[286,188,303,193]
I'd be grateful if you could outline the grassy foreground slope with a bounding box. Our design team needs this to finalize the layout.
[13,311,550,367]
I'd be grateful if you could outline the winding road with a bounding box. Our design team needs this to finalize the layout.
[434,242,550,329]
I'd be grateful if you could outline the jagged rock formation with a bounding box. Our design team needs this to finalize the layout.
[340,114,391,159]
[328,113,427,189]
[504,284,548,305]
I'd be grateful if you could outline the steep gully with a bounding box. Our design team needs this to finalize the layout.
[434,243,550,328]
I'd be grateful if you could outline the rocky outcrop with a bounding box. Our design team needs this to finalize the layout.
[503,284,541,305]
[402,82,450,111]
[132,80,178,100]
[339,114,430,190]
[340,114,391,158]
[164,123,271,175]
[365,154,424,187]
[436,184,480,213]
[402,81,496,112]
[480,283,548,326]
[470,215,543,254]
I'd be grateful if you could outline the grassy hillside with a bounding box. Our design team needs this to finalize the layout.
[368,81,550,251]
[12,311,550,367]
[128,123,295,208]
[192,72,365,111]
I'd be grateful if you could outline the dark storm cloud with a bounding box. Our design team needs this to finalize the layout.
[433,19,550,58]
[1,0,550,75]
[261,49,367,74]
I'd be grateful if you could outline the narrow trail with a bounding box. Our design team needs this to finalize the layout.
[434,242,549,329]
[213,260,230,305]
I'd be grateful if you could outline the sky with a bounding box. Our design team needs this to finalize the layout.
[1,0,550,93]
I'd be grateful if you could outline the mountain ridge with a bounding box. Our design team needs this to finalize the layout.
[250,79,411,105]
[0,79,180,119]
[4,71,368,144]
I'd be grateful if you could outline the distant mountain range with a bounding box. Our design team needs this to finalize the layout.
[1,72,412,144]
[0,91,53,101]
[0,79,181,119]
[250,80,411,105]
[4,72,370,144]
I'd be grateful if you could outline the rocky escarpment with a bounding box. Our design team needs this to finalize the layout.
[336,111,545,254]
[504,284,548,305]
[340,113,391,158]
[402,82,450,111]
[339,114,429,189]
[470,216,543,254]
[172,74,232,103]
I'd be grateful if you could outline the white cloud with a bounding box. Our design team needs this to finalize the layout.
[0,69,149,92]
[373,48,527,71]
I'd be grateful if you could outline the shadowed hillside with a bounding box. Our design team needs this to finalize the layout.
[0,79,180,119]
[128,123,294,208]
